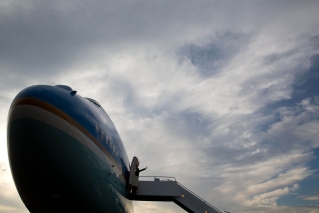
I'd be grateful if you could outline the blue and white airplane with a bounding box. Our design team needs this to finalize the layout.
[7,85,133,213]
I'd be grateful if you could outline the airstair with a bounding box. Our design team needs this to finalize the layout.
[128,156,222,213]
[128,176,222,213]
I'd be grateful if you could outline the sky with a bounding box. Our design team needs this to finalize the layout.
[0,0,319,213]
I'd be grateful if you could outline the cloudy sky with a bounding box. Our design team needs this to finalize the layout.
[1,0,319,213]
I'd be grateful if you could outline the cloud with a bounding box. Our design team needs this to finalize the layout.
[0,162,28,213]
[1,0,319,212]
[179,32,251,77]
[266,97,319,155]
[241,206,319,213]
[244,184,299,207]
[134,201,187,213]
[300,195,319,201]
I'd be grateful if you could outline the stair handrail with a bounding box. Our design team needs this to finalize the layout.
[137,176,222,213]
[138,176,177,181]
[176,182,222,213]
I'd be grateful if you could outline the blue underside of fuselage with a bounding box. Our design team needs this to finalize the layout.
[9,118,133,213]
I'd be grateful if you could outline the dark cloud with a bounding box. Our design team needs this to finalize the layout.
[310,34,319,50]
[179,32,250,77]
[0,0,219,78]
[0,2,117,80]
[293,54,319,99]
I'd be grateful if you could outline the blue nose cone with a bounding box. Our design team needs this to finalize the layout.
[6,85,85,213]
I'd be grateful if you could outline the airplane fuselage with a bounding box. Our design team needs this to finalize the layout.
[7,85,133,213]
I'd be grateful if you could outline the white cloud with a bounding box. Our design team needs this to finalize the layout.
[208,98,319,208]
[244,185,298,207]
[134,201,185,213]
[246,168,310,196]
[0,162,28,213]
[300,195,319,201]
[266,98,319,152]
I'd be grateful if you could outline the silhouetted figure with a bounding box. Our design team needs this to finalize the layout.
[132,165,147,195]
[135,166,147,176]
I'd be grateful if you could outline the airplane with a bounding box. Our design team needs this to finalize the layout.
[7,85,132,213]
[7,85,223,213]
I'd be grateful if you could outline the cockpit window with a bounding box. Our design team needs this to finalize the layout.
[85,98,101,108]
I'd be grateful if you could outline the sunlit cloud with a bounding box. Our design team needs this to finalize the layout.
[299,195,319,201]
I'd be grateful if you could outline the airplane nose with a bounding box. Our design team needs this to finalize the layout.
[8,99,72,147]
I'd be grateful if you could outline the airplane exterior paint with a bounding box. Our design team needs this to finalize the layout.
[7,85,133,213]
